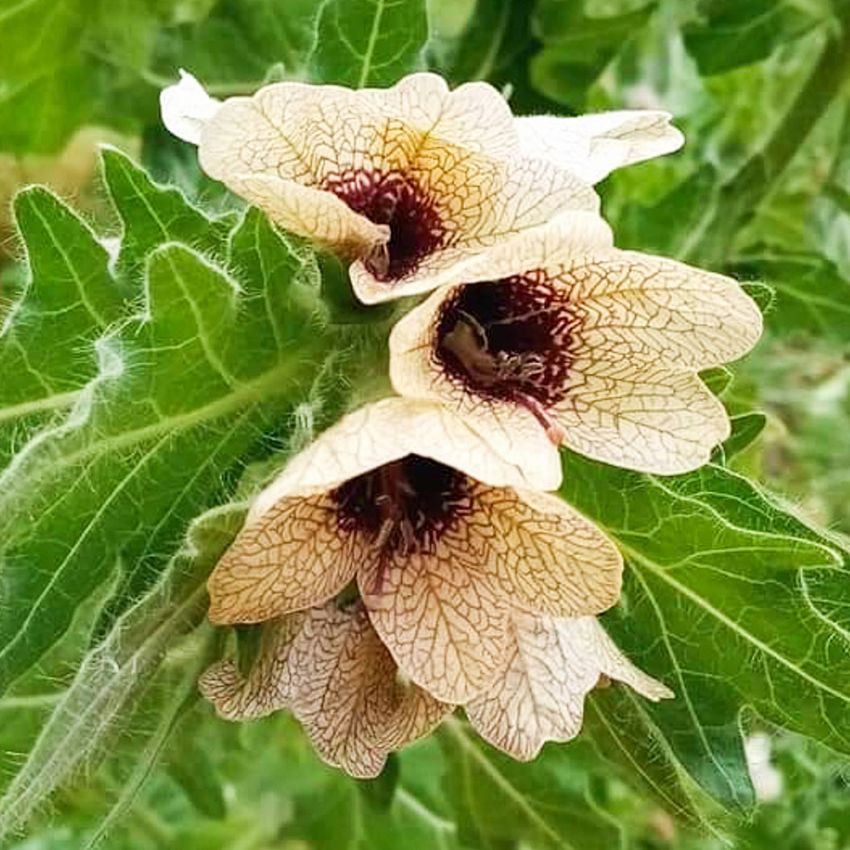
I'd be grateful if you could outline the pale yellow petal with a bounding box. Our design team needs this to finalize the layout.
[477,487,623,617]
[466,613,671,761]
[555,251,763,369]
[349,160,600,304]
[553,365,730,474]
[359,537,511,704]
[199,81,393,185]
[222,173,389,256]
[515,111,684,184]
[586,618,674,701]
[250,398,535,517]
[373,210,615,293]
[207,493,363,624]
[377,72,519,159]
[284,603,450,778]
[389,296,562,491]
[198,613,305,719]
[198,76,598,302]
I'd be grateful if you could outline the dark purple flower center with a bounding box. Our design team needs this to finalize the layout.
[434,276,573,436]
[332,455,473,558]
[323,169,445,281]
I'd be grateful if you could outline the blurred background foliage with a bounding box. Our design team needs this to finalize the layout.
[2,0,850,847]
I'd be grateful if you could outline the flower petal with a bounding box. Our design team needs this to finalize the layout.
[389,301,562,491]
[249,398,538,517]
[554,364,730,474]
[196,74,598,304]
[285,603,449,778]
[515,110,684,184]
[223,173,390,256]
[206,493,363,624]
[377,72,519,158]
[198,613,305,719]
[477,487,623,617]
[559,251,763,370]
[466,612,671,761]
[160,70,221,145]
[416,214,761,371]
[348,158,599,304]
[359,539,511,704]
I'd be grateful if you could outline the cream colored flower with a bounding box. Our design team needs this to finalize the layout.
[206,398,623,703]
[199,602,670,773]
[465,611,672,760]
[390,211,763,476]
[200,601,450,778]
[160,71,682,304]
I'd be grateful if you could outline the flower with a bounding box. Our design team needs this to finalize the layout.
[465,611,672,760]
[206,398,623,703]
[389,211,763,476]
[160,71,683,304]
[199,602,670,773]
[200,601,450,779]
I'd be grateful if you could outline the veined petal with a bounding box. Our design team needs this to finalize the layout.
[382,211,615,293]
[285,603,449,778]
[207,493,363,624]
[359,537,512,704]
[389,302,562,491]
[196,73,598,303]
[466,612,671,761]
[515,110,684,184]
[377,72,519,158]
[553,364,730,474]
[477,487,623,617]
[557,251,763,369]
[160,70,221,145]
[348,159,599,304]
[198,613,305,719]
[224,173,390,257]
[202,603,449,778]
[249,398,538,519]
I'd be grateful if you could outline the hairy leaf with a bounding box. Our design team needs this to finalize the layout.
[562,453,848,810]
[0,159,326,695]
[0,189,124,471]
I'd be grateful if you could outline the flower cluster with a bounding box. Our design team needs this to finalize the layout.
[162,70,762,776]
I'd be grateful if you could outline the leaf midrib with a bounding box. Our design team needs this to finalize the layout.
[0,357,304,508]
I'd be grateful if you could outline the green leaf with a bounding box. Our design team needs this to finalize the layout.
[282,743,461,850]
[701,366,734,398]
[152,0,322,89]
[0,163,326,695]
[0,504,240,838]
[737,254,850,343]
[0,188,125,471]
[438,719,624,849]
[0,0,161,154]
[717,412,768,461]
[583,687,730,835]
[530,2,655,108]
[683,0,817,76]
[100,147,236,282]
[309,0,429,87]
[561,453,848,811]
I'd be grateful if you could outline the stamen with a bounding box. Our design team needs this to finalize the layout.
[332,456,473,571]
[435,276,574,441]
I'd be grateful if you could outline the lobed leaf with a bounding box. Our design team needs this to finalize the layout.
[561,453,849,811]
[0,157,327,696]
[0,188,125,471]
